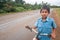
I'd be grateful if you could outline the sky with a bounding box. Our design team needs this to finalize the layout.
[23,0,60,6]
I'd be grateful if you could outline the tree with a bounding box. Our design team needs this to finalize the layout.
[15,0,25,4]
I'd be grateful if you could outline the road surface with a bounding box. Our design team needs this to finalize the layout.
[0,10,40,40]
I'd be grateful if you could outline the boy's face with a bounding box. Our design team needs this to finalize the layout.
[40,9,49,19]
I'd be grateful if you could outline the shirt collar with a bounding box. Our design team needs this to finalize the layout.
[40,16,49,22]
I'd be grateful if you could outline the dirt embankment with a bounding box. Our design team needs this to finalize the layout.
[51,10,60,40]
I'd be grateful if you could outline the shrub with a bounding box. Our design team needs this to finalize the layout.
[15,7,26,12]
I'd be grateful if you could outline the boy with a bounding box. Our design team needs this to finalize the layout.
[32,5,57,40]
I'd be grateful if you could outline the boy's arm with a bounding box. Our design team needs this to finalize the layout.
[51,19,57,39]
[51,28,56,39]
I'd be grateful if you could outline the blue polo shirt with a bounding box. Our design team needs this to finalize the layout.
[35,17,57,34]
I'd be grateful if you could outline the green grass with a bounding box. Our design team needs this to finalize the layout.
[0,12,15,16]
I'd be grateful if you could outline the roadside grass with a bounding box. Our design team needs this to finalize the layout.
[0,9,39,16]
[0,12,17,16]
[0,9,29,16]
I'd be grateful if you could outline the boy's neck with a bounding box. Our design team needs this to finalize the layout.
[42,17,47,21]
[42,17,47,20]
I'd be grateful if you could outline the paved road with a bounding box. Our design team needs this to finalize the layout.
[0,10,40,40]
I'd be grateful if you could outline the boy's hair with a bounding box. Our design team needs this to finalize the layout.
[40,5,50,13]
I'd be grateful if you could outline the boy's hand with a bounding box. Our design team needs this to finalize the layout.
[51,32,56,39]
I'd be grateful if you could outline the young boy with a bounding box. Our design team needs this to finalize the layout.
[32,5,57,40]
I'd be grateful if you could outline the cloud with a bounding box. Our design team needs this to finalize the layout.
[23,0,60,6]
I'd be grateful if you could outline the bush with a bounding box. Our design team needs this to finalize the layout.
[15,7,26,12]
[0,9,6,13]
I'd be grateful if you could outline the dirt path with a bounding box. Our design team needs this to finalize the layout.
[51,10,60,40]
[0,10,39,24]
[0,10,40,40]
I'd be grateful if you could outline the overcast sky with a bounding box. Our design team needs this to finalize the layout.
[23,0,60,6]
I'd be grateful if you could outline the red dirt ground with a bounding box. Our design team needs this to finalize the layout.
[51,10,60,40]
